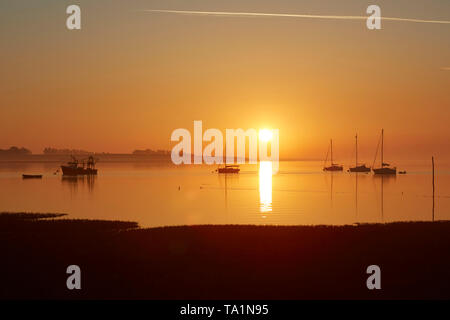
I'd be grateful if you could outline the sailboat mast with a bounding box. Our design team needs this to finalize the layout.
[330,139,333,165]
[355,134,358,166]
[381,129,384,166]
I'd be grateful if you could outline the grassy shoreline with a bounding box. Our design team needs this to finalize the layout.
[1,212,450,299]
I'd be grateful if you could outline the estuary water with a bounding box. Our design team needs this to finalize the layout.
[0,160,449,227]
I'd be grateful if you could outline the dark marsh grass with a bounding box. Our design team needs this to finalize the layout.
[1,212,450,299]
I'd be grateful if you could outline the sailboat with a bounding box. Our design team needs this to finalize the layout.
[349,134,371,173]
[323,139,343,171]
[372,129,396,175]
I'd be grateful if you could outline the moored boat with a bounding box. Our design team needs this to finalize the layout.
[323,139,343,171]
[349,134,371,173]
[373,167,397,174]
[61,156,98,176]
[22,174,42,179]
[372,129,396,175]
[324,165,344,171]
[349,165,371,173]
[217,165,240,174]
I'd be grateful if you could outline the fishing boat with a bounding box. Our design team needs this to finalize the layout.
[323,139,343,171]
[61,155,98,176]
[349,134,371,173]
[22,174,43,179]
[217,165,240,174]
[372,129,396,175]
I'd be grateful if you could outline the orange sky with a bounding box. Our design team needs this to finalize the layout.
[1,0,449,161]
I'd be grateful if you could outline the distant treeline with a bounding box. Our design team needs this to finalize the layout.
[132,149,170,155]
[0,146,171,156]
[0,146,31,155]
[43,147,92,155]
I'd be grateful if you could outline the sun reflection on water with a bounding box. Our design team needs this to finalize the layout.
[259,161,273,213]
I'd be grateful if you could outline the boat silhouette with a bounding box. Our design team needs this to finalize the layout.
[216,165,240,174]
[349,134,370,173]
[61,155,98,176]
[372,129,396,175]
[323,139,343,171]
[22,174,42,179]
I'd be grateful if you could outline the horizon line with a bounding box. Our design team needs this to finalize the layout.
[142,9,450,25]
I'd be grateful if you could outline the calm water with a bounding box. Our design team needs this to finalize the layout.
[1,160,449,227]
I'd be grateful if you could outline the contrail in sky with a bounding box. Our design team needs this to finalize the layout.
[142,9,450,25]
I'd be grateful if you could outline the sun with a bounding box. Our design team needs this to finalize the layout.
[259,129,273,142]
